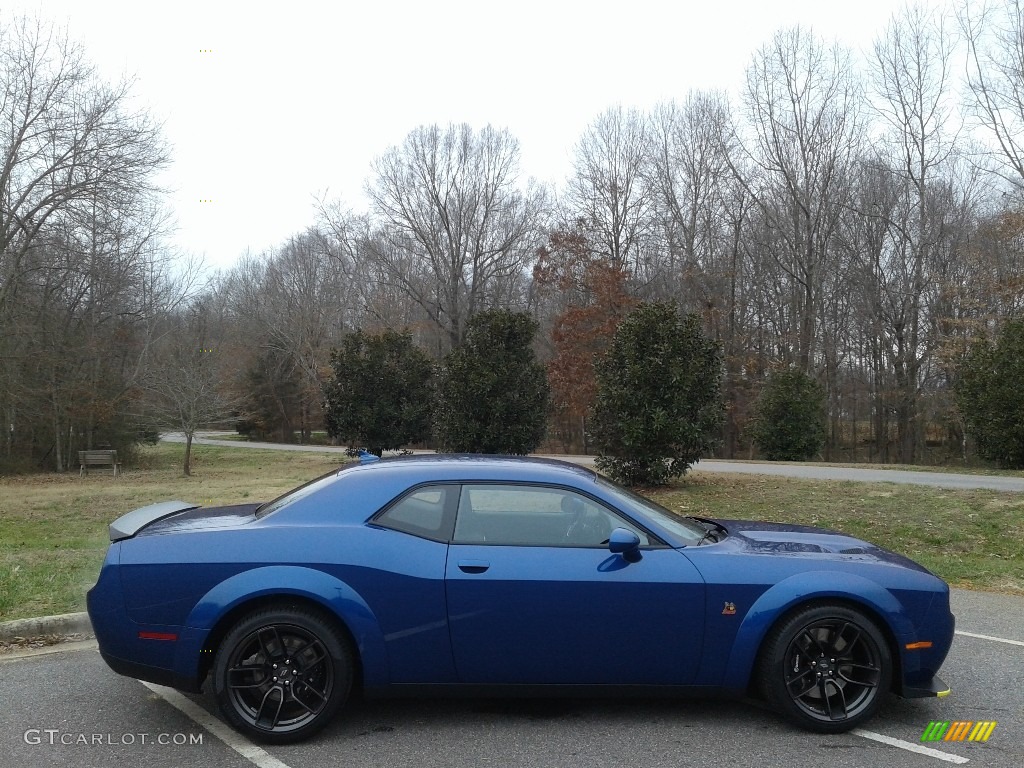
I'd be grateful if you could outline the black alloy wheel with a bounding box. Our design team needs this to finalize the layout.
[213,607,352,743]
[758,604,892,732]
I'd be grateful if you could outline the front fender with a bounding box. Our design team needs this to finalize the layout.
[720,571,913,691]
[173,565,388,687]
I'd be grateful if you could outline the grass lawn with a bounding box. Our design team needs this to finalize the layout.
[702,458,1024,478]
[649,474,1024,594]
[0,443,347,622]
[0,444,1021,622]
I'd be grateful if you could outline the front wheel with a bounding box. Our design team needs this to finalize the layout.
[213,606,353,744]
[757,604,892,733]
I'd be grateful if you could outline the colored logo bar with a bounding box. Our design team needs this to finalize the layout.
[921,721,997,742]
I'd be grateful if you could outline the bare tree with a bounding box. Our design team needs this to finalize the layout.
[865,1,959,462]
[647,92,754,456]
[566,106,653,273]
[0,15,166,315]
[365,123,547,350]
[648,93,733,282]
[0,14,171,471]
[141,304,237,476]
[646,92,740,309]
[736,26,863,371]
[254,231,352,439]
[960,0,1024,193]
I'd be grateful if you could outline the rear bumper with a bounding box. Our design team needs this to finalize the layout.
[88,547,203,695]
[98,650,203,693]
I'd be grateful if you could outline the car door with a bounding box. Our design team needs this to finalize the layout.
[360,483,459,683]
[444,483,705,685]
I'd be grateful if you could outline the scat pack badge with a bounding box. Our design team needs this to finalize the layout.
[722,602,737,616]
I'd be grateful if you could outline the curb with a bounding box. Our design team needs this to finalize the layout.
[0,639,98,662]
[0,611,93,642]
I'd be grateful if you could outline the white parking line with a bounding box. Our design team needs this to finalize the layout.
[119,626,1022,768]
[141,682,293,768]
[956,630,1024,647]
[852,729,969,764]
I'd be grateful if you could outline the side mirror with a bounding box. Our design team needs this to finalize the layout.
[608,527,642,563]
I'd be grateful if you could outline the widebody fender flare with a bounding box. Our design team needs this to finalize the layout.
[720,571,914,691]
[174,565,388,686]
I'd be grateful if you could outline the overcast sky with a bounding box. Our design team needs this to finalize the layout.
[9,0,940,270]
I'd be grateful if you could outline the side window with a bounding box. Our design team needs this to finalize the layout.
[375,485,454,541]
[453,484,650,547]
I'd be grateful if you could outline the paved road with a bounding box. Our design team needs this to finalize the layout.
[163,432,1024,492]
[690,461,1024,492]
[2,588,1020,768]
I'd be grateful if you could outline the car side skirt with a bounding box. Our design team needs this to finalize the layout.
[363,683,732,700]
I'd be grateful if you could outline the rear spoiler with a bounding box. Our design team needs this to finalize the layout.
[109,500,199,542]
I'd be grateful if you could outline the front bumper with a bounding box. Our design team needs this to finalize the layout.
[901,674,951,699]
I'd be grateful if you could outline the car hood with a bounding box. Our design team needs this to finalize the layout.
[705,517,932,573]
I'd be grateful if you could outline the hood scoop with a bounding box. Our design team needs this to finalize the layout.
[735,529,876,555]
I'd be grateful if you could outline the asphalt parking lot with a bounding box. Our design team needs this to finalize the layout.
[1,589,1020,768]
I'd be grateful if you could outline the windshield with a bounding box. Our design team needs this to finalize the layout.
[255,469,342,519]
[595,476,707,546]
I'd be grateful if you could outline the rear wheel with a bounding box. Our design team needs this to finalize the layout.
[757,604,891,733]
[213,606,352,744]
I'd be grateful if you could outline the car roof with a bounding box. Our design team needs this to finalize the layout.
[341,453,600,485]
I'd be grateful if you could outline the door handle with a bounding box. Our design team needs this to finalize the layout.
[457,560,490,574]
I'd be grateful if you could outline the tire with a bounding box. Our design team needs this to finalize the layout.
[757,604,892,733]
[212,606,353,744]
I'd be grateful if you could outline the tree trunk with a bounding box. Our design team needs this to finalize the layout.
[183,432,193,476]
[51,379,64,473]
[5,405,12,459]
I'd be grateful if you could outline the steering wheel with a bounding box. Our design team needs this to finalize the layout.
[563,496,608,545]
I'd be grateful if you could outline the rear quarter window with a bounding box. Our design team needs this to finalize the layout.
[374,485,456,541]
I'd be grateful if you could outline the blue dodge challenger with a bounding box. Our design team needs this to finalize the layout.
[87,455,954,743]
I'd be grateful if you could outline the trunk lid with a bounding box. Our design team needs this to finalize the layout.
[109,501,261,541]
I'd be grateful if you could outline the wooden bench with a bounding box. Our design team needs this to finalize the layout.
[79,449,121,477]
